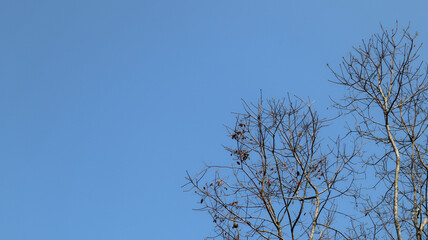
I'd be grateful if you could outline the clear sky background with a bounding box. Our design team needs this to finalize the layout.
[0,0,428,239]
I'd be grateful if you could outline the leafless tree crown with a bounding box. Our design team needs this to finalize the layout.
[185,24,428,240]
[330,24,428,240]
[185,97,361,240]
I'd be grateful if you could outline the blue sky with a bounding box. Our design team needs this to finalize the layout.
[0,0,427,239]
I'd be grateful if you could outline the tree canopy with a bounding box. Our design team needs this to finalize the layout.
[185,24,428,240]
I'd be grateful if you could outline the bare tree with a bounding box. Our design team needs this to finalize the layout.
[185,97,361,240]
[329,23,428,240]
[185,23,428,240]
